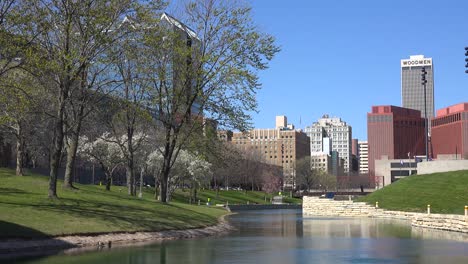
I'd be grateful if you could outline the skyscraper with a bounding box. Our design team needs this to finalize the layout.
[401,55,434,132]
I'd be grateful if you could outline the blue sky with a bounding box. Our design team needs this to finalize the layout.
[249,0,468,140]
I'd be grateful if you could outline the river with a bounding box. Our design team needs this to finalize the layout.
[12,209,468,263]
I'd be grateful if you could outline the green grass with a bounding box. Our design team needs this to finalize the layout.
[358,170,468,214]
[170,189,302,205]
[0,168,227,239]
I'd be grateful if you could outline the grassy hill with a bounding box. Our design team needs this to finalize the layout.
[358,170,468,214]
[0,168,227,238]
[0,168,301,239]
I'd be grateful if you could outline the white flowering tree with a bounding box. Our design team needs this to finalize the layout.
[147,148,212,202]
[187,154,212,203]
[78,134,124,191]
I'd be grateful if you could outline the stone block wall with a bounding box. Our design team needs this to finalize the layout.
[302,196,468,233]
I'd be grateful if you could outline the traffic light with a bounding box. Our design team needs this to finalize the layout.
[465,47,468,73]
[421,67,427,86]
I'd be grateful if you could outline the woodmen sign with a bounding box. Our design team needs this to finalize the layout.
[401,58,432,67]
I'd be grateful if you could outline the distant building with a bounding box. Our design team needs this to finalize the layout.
[305,115,352,173]
[375,158,468,186]
[227,116,310,189]
[310,153,331,173]
[401,55,435,132]
[351,139,359,157]
[431,102,468,159]
[358,141,369,175]
[367,106,426,181]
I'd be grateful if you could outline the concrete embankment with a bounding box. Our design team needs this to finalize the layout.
[302,196,468,233]
[226,204,302,211]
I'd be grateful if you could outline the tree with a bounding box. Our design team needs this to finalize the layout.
[261,165,282,194]
[317,172,337,192]
[16,0,163,198]
[296,157,316,192]
[0,70,40,176]
[138,0,279,202]
[186,151,212,202]
[147,148,212,202]
[77,134,124,191]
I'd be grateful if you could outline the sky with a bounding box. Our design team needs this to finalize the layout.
[248,0,468,140]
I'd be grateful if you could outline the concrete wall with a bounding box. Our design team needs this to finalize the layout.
[302,196,468,233]
[417,160,468,174]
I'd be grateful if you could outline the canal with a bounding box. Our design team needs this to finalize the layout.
[13,209,468,263]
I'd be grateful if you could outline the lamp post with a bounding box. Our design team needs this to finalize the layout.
[421,67,428,161]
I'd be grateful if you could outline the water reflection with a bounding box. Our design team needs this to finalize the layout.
[12,210,468,264]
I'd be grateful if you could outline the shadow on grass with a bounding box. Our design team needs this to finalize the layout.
[0,221,76,262]
[0,188,30,195]
[0,221,51,239]
[0,198,218,236]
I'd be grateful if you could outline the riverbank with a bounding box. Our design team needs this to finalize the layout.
[0,215,234,259]
[0,168,230,239]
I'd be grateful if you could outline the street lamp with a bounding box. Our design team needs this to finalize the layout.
[421,67,428,161]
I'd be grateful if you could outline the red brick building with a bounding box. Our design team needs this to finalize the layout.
[367,106,426,179]
[431,103,468,159]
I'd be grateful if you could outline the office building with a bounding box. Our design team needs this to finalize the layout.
[431,103,468,159]
[305,115,352,173]
[401,55,434,132]
[358,141,369,175]
[367,106,425,181]
[228,116,310,189]
[310,153,331,173]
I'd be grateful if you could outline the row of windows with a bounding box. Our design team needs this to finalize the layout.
[432,112,466,127]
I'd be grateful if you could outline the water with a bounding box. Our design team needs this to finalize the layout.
[12,210,468,263]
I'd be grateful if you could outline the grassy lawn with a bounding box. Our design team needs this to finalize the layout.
[0,168,227,239]
[171,189,302,205]
[358,170,468,214]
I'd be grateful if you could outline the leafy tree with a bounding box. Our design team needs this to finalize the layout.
[139,0,279,202]
[16,0,162,197]
[0,70,41,176]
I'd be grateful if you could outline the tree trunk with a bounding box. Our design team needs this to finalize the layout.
[49,116,64,199]
[154,178,160,200]
[105,172,112,191]
[63,131,79,189]
[126,162,135,196]
[160,169,168,203]
[15,133,24,176]
[159,142,174,203]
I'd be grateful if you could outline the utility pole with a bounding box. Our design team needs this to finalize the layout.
[421,67,428,161]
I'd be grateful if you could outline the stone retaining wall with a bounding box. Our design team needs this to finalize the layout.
[302,196,468,233]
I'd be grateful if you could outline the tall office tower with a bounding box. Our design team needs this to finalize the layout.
[358,141,369,175]
[305,115,352,173]
[401,55,434,132]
